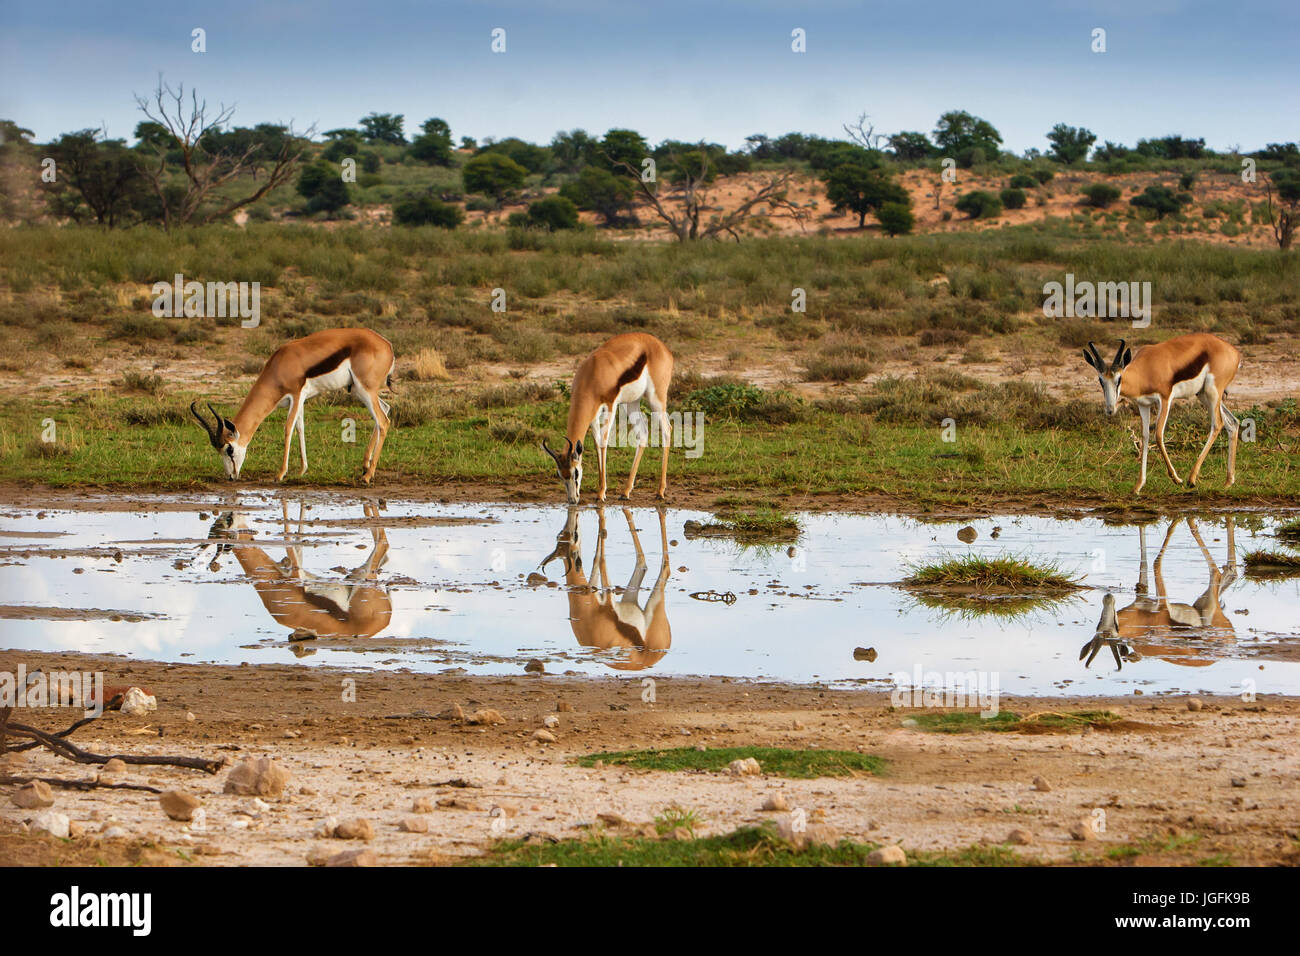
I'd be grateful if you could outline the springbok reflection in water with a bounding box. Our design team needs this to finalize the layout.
[1082,516,1237,670]
[205,500,392,641]
[541,506,670,670]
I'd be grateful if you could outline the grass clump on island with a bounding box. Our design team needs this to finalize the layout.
[1243,549,1300,578]
[903,553,1082,591]
[1274,518,1300,539]
[682,506,801,543]
[467,824,1028,867]
[574,745,884,778]
[907,710,1121,734]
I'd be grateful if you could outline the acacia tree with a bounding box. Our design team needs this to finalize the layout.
[48,129,150,227]
[134,78,312,229]
[608,142,805,241]
[1264,170,1300,250]
[1046,124,1096,164]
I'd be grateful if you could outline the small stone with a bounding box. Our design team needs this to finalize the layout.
[853,647,877,662]
[761,794,789,812]
[100,825,129,840]
[314,816,339,838]
[866,845,907,866]
[1230,777,1247,788]
[31,811,71,838]
[1069,821,1097,841]
[791,720,805,731]
[101,758,127,775]
[1187,697,1204,712]
[542,715,560,729]
[557,701,573,713]
[533,729,557,743]
[524,659,545,674]
[334,818,376,841]
[223,756,290,798]
[400,816,429,833]
[159,790,201,822]
[1032,776,1052,792]
[68,821,86,838]
[326,848,377,867]
[412,797,434,814]
[1006,828,1034,845]
[956,526,977,544]
[467,709,505,726]
[11,780,54,809]
[119,687,157,717]
[526,572,548,587]
[185,712,196,722]
[727,757,761,776]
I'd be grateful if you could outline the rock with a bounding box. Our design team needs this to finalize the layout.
[31,811,71,838]
[334,818,376,841]
[185,711,196,722]
[159,790,201,822]
[727,757,761,776]
[866,845,907,866]
[438,703,466,721]
[436,796,483,811]
[100,825,129,840]
[524,659,545,674]
[314,816,339,838]
[542,715,560,729]
[1032,776,1052,792]
[791,720,805,731]
[1187,697,1204,712]
[853,647,877,662]
[68,821,86,838]
[119,687,157,717]
[957,526,977,544]
[1069,821,1097,841]
[1006,828,1034,845]
[1230,777,1247,788]
[399,816,429,833]
[326,848,377,867]
[761,794,789,812]
[467,709,505,726]
[525,572,548,587]
[556,701,573,713]
[412,797,434,814]
[664,826,694,841]
[306,846,333,866]
[533,729,557,743]
[101,758,127,775]
[776,819,840,849]
[223,756,289,797]
[11,780,54,809]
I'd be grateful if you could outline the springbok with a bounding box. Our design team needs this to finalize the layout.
[539,506,671,670]
[1081,333,1242,493]
[190,327,395,484]
[542,332,674,504]
[203,500,392,641]
[1080,516,1237,670]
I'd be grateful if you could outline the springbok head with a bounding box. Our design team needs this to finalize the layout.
[1081,340,1133,416]
[190,401,245,478]
[542,437,584,505]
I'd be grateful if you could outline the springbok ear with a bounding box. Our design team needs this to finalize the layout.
[1082,348,1098,371]
[1120,347,1133,368]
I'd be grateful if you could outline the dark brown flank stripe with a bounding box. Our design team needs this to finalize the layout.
[304,347,351,380]
[604,352,648,405]
[1171,351,1210,386]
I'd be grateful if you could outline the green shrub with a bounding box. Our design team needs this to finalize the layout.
[525,195,580,231]
[1000,188,1027,210]
[1031,169,1055,184]
[955,191,1003,219]
[392,194,464,228]
[1081,183,1122,208]
[877,201,915,236]
[1009,174,1037,189]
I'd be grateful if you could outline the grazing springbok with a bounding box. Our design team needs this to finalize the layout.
[1082,333,1242,493]
[1080,516,1237,670]
[539,506,671,670]
[542,332,674,504]
[190,327,395,484]
[203,500,392,641]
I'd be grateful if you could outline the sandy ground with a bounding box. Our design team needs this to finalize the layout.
[2,651,1297,867]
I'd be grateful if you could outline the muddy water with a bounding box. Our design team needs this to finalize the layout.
[1,496,1298,697]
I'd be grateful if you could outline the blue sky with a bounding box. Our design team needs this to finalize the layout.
[2,0,1296,152]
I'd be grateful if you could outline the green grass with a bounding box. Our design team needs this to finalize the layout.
[682,507,801,543]
[467,824,1033,867]
[903,553,1082,590]
[908,710,1120,733]
[574,746,885,778]
[1243,549,1300,577]
[1274,518,1300,539]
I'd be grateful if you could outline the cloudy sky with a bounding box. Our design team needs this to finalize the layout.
[2,0,1295,153]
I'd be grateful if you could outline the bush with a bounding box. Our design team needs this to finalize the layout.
[392,193,463,227]
[1179,171,1196,191]
[877,201,915,236]
[1130,185,1193,219]
[1031,169,1055,184]
[955,191,1003,219]
[462,153,527,203]
[1009,174,1037,189]
[1081,183,1122,208]
[525,195,580,231]
[1000,188,1027,210]
[297,161,350,213]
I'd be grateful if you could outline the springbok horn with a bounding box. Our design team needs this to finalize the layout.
[206,403,227,435]
[190,401,217,439]
[1112,339,1127,368]
[1086,341,1105,368]
[541,438,557,460]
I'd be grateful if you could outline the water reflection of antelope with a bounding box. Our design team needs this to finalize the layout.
[1081,516,1237,670]
[540,507,671,670]
[205,500,392,640]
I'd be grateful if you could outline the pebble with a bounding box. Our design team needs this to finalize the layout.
[727,757,761,776]
[1006,828,1034,845]
[326,848,377,867]
[467,709,506,726]
[119,687,157,717]
[532,729,557,743]
[761,794,789,812]
[101,758,127,775]
[334,818,376,841]
[956,526,977,543]
[557,701,573,713]
[524,659,545,674]
[1032,776,1052,792]
[400,816,429,833]
[1069,821,1097,841]
[223,756,290,798]
[31,811,71,838]
[853,647,878,662]
[866,845,907,866]
[159,790,201,822]
[412,797,434,813]
[11,780,54,809]
[542,715,560,729]
[1187,697,1204,712]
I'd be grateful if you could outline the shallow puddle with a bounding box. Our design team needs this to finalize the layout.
[1,496,1298,696]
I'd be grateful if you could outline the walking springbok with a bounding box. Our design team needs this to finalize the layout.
[539,506,671,670]
[190,327,395,484]
[1080,516,1237,670]
[203,500,392,641]
[542,332,674,504]
[1081,333,1242,493]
